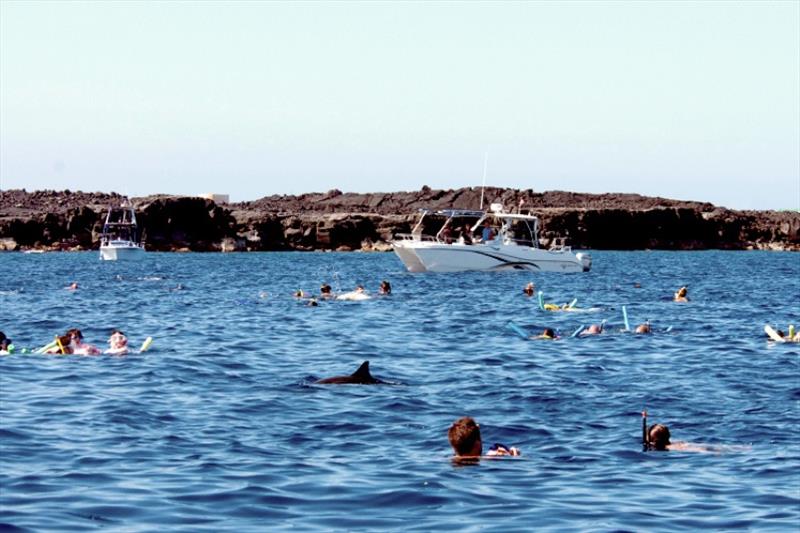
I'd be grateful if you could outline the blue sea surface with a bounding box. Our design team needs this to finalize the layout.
[1,251,799,532]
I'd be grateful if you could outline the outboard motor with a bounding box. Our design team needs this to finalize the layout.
[576,252,592,272]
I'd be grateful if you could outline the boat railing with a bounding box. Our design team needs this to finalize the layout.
[393,233,439,243]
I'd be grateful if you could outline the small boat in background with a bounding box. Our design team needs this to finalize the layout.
[99,200,145,261]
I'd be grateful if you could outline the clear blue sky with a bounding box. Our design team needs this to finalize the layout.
[1,1,798,209]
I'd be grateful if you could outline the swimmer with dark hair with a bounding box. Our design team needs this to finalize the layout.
[538,328,557,340]
[642,411,712,453]
[45,334,74,354]
[0,331,12,354]
[379,280,392,295]
[448,417,520,461]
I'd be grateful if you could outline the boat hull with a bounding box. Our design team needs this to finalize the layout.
[392,242,590,273]
[99,244,146,261]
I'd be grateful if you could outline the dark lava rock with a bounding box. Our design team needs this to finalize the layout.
[0,188,797,252]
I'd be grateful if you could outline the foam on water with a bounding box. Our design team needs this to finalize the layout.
[1,251,798,531]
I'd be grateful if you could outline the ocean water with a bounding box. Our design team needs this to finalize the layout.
[1,250,798,532]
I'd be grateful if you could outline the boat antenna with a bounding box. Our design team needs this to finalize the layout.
[479,151,488,210]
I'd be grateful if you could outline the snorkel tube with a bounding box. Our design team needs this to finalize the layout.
[642,410,649,451]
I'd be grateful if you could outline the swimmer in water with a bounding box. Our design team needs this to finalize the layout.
[66,328,100,355]
[448,417,520,461]
[582,324,603,336]
[379,280,391,295]
[772,325,800,343]
[523,282,535,296]
[635,322,652,334]
[674,286,689,302]
[294,289,305,298]
[104,330,129,355]
[45,334,74,354]
[536,328,557,340]
[320,283,333,298]
[0,332,12,354]
[307,297,319,307]
[67,282,78,291]
[642,411,711,452]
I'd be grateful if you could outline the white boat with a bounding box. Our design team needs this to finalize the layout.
[99,201,145,261]
[391,203,591,273]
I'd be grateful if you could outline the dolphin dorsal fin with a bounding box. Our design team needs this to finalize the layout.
[352,361,371,379]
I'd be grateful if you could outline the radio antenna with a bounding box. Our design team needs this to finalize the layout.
[479,151,488,210]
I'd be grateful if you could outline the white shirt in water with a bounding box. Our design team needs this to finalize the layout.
[336,290,371,301]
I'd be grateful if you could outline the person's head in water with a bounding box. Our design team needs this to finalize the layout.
[523,282,535,296]
[635,323,652,334]
[648,424,671,450]
[379,280,391,295]
[541,328,556,339]
[674,286,688,301]
[53,334,73,354]
[585,324,602,335]
[448,417,482,457]
[66,328,84,346]
[108,330,128,350]
[320,283,332,295]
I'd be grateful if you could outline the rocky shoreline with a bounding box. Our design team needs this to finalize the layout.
[0,187,798,252]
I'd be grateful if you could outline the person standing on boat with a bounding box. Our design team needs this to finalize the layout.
[441,224,453,244]
[460,224,473,245]
[481,221,495,242]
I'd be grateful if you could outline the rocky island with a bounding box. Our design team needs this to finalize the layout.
[0,187,797,252]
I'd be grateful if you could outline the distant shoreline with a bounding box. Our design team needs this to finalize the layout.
[1,188,798,252]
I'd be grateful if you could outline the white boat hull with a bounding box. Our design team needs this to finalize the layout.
[392,241,590,273]
[100,243,145,261]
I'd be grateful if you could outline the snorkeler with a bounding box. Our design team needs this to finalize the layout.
[523,282,535,296]
[44,334,74,354]
[320,283,333,298]
[635,322,652,334]
[674,286,689,302]
[448,417,520,460]
[105,330,129,355]
[581,324,603,336]
[536,328,558,340]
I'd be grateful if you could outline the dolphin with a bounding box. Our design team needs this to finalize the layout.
[315,361,383,385]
